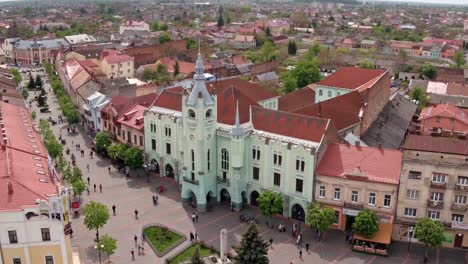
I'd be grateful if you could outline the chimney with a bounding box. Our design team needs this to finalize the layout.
[355,141,360,147]
[8,181,13,194]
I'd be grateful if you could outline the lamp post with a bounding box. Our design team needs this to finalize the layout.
[94,244,104,264]
[407,226,414,252]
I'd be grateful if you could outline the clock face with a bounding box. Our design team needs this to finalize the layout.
[190,134,195,141]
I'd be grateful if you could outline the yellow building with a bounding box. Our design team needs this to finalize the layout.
[0,102,73,264]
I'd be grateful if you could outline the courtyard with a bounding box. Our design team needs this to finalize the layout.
[25,69,468,264]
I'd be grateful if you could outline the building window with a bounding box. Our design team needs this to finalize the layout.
[430,192,443,202]
[273,153,282,166]
[221,149,229,171]
[457,176,468,185]
[273,172,281,186]
[368,192,376,206]
[13,258,21,264]
[45,256,54,264]
[253,167,259,181]
[452,214,464,223]
[296,159,305,172]
[319,90,323,96]
[150,123,156,133]
[408,171,422,180]
[406,189,419,200]
[252,147,260,160]
[427,211,440,220]
[41,228,51,241]
[207,150,211,171]
[139,136,143,146]
[8,230,17,244]
[337,92,341,96]
[165,127,171,137]
[334,188,341,200]
[384,194,391,208]
[319,186,325,198]
[351,191,359,202]
[134,135,137,144]
[151,139,156,151]
[127,131,131,142]
[166,143,171,155]
[188,109,196,118]
[205,109,212,118]
[295,178,303,193]
[432,173,447,183]
[404,208,417,217]
[191,150,195,172]
[327,91,332,97]
[455,195,467,204]
[333,211,339,224]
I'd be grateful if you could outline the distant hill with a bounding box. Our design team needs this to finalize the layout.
[294,0,360,4]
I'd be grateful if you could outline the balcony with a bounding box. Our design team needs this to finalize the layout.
[344,201,363,210]
[455,184,468,192]
[451,203,467,212]
[216,176,230,187]
[430,181,447,189]
[427,200,444,209]
[183,176,199,186]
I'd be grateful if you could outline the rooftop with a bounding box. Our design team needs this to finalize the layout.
[404,134,468,156]
[317,67,387,91]
[419,103,468,125]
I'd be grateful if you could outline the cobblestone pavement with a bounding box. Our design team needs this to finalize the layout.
[27,71,468,264]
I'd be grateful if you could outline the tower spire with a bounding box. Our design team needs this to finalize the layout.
[232,100,242,136]
[186,40,214,106]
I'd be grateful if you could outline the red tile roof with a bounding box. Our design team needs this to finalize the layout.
[317,67,387,90]
[0,102,60,210]
[207,78,278,103]
[419,104,468,125]
[316,143,402,185]
[404,134,468,156]
[251,106,329,142]
[153,87,184,112]
[278,87,315,112]
[101,49,133,65]
[217,86,260,125]
[117,104,147,131]
[293,91,363,131]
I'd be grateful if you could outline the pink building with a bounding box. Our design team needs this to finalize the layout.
[418,104,468,137]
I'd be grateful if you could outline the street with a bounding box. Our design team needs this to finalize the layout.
[24,70,468,264]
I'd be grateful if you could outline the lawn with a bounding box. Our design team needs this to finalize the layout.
[167,243,218,264]
[143,226,184,255]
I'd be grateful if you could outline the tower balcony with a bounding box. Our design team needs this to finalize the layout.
[216,176,230,187]
[183,176,199,186]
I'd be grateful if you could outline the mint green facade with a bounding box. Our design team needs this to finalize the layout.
[144,53,322,219]
[315,84,351,103]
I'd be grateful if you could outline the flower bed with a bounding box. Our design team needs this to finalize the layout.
[143,224,186,257]
[165,241,219,264]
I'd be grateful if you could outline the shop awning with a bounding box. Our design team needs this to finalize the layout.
[353,223,393,245]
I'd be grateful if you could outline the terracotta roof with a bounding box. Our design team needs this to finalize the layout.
[101,49,133,64]
[117,104,147,131]
[316,143,402,185]
[217,86,260,125]
[419,104,468,125]
[446,82,468,97]
[251,106,329,142]
[317,67,387,90]
[0,102,59,210]
[207,78,277,103]
[152,87,184,111]
[403,134,468,156]
[293,91,363,131]
[278,87,315,112]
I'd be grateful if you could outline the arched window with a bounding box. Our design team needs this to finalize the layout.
[205,109,212,118]
[319,90,323,96]
[188,109,196,118]
[221,149,229,171]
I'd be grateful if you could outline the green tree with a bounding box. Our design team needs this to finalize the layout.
[72,179,86,200]
[159,32,172,44]
[306,202,336,241]
[454,50,466,69]
[44,62,53,76]
[233,222,269,264]
[217,6,224,28]
[410,85,428,111]
[160,23,169,31]
[62,165,73,183]
[419,64,437,80]
[359,60,375,69]
[72,166,83,182]
[27,75,35,90]
[288,40,297,55]
[83,201,110,242]
[31,111,36,120]
[56,155,66,172]
[44,136,63,159]
[190,247,204,264]
[414,218,445,260]
[290,60,322,87]
[39,119,50,134]
[150,21,160,32]
[35,75,43,90]
[185,38,197,49]
[399,49,408,64]
[174,61,180,77]
[124,146,144,169]
[107,143,127,161]
[257,190,283,225]
[99,235,117,263]
[22,88,29,99]
[265,27,271,37]
[281,72,297,93]
[95,132,112,154]
[352,209,379,238]
[257,41,279,63]
[10,68,22,85]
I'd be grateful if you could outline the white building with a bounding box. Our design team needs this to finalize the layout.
[119,21,150,34]
[83,91,111,133]
[64,34,97,46]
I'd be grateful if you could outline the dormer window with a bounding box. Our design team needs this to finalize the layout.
[205,109,212,118]
[188,109,196,119]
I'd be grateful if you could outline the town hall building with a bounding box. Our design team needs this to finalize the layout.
[144,50,340,220]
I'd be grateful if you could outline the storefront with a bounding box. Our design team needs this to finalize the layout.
[352,223,393,256]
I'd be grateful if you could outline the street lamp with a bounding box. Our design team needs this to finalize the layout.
[94,244,104,264]
[407,226,414,252]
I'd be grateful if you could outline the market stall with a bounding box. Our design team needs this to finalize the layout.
[352,223,393,256]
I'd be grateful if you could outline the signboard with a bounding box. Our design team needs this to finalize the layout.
[452,222,468,230]
[343,208,360,216]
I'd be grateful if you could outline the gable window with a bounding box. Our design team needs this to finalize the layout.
[384,194,391,208]
[319,90,323,96]
[319,185,325,198]
[368,192,376,206]
[41,228,51,241]
[295,178,303,193]
[8,230,18,244]
[253,167,259,181]
[273,172,281,186]
[327,91,332,97]
[351,191,359,203]
[296,159,305,172]
[334,188,341,200]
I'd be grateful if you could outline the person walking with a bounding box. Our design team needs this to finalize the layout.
[99,184,102,193]
[137,245,141,255]
[305,242,310,253]
[112,205,116,216]
[131,249,135,261]
[140,244,145,255]
[90,151,93,159]
[87,164,90,172]
[108,167,111,174]
[134,209,139,219]
[299,249,302,260]
[195,232,198,242]
[134,235,138,247]
[93,184,96,192]
[87,177,90,185]
[269,237,273,249]
[190,232,194,241]
[86,186,90,195]
[192,212,196,222]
